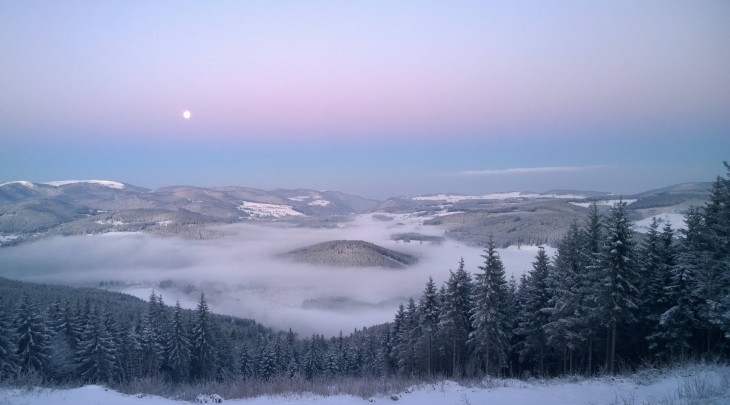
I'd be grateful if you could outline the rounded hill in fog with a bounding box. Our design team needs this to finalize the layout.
[280,240,417,269]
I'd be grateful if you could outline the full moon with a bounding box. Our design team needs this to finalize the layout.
[182,110,191,120]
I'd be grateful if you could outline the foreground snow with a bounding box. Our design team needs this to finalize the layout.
[2,365,728,405]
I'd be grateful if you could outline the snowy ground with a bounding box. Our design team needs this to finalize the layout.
[2,365,728,405]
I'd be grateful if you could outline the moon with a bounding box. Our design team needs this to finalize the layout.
[182,110,191,120]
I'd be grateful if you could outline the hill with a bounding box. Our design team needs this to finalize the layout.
[280,240,418,268]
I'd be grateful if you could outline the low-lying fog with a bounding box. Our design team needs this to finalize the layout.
[0,215,554,336]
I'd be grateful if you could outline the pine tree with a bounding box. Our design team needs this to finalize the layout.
[76,307,116,383]
[543,223,583,374]
[469,237,511,376]
[396,298,419,375]
[190,292,217,380]
[387,303,406,374]
[0,312,17,380]
[165,301,191,381]
[701,163,730,342]
[416,276,440,375]
[14,294,50,375]
[437,258,474,376]
[516,246,552,375]
[599,200,639,373]
[302,335,324,379]
[642,220,677,358]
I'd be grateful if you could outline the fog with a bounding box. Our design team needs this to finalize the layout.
[0,215,553,336]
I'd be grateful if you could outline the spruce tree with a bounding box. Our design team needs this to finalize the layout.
[437,258,474,376]
[14,294,50,375]
[599,200,639,373]
[469,237,511,376]
[190,292,216,379]
[165,301,191,381]
[0,312,17,380]
[516,246,552,375]
[416,276,440,375]
[76,307,116,383]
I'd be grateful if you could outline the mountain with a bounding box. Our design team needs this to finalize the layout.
[0,180,380,246]
[0,179,713,248]
[279,240,418,268]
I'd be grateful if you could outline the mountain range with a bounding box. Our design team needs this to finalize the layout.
[0,179,712,247]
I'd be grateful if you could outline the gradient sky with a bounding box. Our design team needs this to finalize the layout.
[1,1,729,199]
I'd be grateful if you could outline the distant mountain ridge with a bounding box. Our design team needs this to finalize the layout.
[0,179,713,247]
[0,180,380,245]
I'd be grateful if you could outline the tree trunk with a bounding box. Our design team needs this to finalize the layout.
[610,321,616,374]
[587,336,593,375]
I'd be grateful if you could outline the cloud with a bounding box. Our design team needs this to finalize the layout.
[0,217,548,337]
[458,165,607,176]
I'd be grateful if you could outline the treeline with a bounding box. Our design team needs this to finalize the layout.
[0,164,728,388]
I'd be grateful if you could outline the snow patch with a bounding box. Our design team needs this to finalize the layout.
[414,192,587,203]
[2,365,728,405]
[634,213,687,233]
[238,201,305,218]
[0,180,35,188]
[570,199,637,208]
[308,199,331,207]
[45,180,126,189]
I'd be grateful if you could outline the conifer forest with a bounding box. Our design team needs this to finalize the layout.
[0,164,728,390]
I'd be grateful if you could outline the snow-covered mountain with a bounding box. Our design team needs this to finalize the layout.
[0,179,712,247]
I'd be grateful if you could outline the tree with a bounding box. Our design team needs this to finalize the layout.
[302,335,324,379]
[0,312,17,380]
[469,237,511,376]
[190,292,216,379]
[76,307,116,383]
[416,276,440,375]
[165,301,191,381]
[642,220,677,358]
[516,246,552,375]
[598,201,639,373]
[14,294,50,375]
[544,223,584,374]
[437,258,474,376]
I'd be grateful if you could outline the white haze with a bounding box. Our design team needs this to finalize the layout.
[0,215,553,336]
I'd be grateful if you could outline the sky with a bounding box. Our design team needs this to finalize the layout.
[1,1,729,199]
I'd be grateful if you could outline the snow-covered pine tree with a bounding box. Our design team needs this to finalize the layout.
[302,335,324,379]
[396,298,419,375]
[416,276,440,375]
[580,203,603,373]
[0,312,17,380]
[701,163,730,342]
[76,306,116,383]
[14,294,50,375]
[469,237,511,376]
[437,258,474,377]
[190,292,217,380]
[515,246,552,375]
[599,200,639,374]
[543,223,583,374]
[165,301,191,381]
[642,219,677,359]
[387,303,405,374]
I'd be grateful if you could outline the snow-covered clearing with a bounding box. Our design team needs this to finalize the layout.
[570,199,637,208]
[413,192,587,203]
[44,180,126,189]
[634,213,687,233]
[2,365,728,405]
[237,202,305,218]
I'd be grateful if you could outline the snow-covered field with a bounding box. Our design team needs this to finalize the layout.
[2,364,728,405]
[634,213,687,233]
[237,201,305,218]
